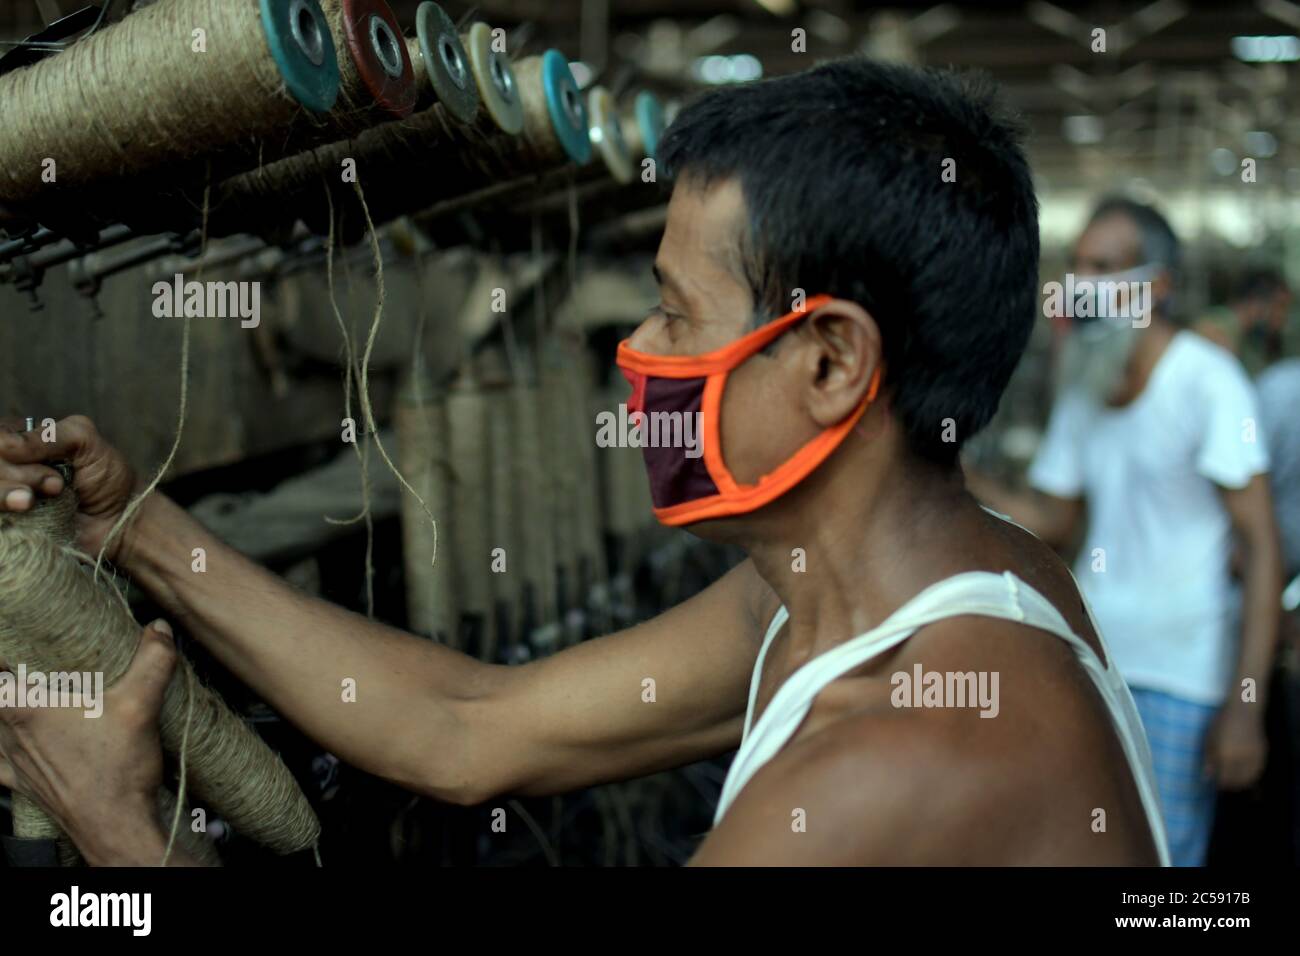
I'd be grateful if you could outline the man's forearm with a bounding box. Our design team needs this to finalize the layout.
[116,491,497,801]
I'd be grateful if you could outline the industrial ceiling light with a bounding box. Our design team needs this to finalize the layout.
[1231,35,1300,60]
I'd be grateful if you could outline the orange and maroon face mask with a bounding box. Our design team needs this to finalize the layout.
[615,294,882,527]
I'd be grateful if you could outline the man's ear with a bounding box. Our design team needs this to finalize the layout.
[800,299,883,427]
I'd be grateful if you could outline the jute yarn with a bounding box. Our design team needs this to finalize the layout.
[0,474,321,858]
[0,0,321,207]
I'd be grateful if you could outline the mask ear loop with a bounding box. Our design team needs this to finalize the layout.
[851,366,886,444]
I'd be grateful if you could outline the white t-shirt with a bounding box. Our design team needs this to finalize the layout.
[1028,331,1269,705]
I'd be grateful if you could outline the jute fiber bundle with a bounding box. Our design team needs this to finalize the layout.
[0,474,321,858]
[0,0,330,207]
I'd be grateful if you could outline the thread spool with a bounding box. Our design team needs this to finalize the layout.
[622,90,665,162]
[462,22,523,135]
[323,0,416,122]
[509,382,558,649]
[0,0,341,210]
[0,472,321,857]
[567,353,608,636]
[477,347,520,664]
[538,359,582,642]
[445,374,495,657]
[206,49,583,240]
[395,367,457,645]
[587,87,636,184]
[12,778,220,866]
[406,2,478,121]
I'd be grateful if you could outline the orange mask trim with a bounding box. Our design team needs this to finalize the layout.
[616,294,883,527]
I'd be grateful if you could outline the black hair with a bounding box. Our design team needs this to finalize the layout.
[657,56,1040,465]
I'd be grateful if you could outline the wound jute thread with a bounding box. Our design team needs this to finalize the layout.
[207,52,565,239]
[0,0,323,207]
[480,350,518,665]
[445,372,494,656]
[395,365,457,644]
[0,472,320,859]
[509,381,558,645]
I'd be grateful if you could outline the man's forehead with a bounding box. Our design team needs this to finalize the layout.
[656,177,751,301]
[1075,212,1142,265]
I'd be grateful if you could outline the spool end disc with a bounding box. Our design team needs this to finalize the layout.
[540,49,591,165]
[634,91,665,162]
[588,87,635,184]
[261,0,341,114]
[416,2,479,124]
[465,22,523,135]
[341,0,418,118]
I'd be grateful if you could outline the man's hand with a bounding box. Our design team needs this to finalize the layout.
[0,621,177,864]
[1204,703,1268,791]
[0,415,141,562]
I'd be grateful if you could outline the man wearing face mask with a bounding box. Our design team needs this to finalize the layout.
[973,198,1284,867]
[1,61,1171,866]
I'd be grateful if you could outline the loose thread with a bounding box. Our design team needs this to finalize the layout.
[350,177,440,570]
[320,179,377,618]
[161,665,196,866]
[83,174,213,865]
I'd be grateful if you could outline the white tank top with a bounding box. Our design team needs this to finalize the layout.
[714,566,1171,866]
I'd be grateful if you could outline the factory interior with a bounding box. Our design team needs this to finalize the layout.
[0,0,1297,895]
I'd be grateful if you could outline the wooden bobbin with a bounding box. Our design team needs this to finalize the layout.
[587,86,636,185]
[445,372,495,658]
[408,2,479,121]
[0,0,341,208]
[394,365,457,646]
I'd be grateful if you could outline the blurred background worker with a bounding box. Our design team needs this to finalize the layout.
[970,197,1284,867]
[1196,268,1300,864]
[1196,268,1298,378]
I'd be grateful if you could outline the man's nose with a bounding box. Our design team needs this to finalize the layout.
[624,318,664,354]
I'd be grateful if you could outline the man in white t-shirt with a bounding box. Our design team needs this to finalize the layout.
[972,198,1284,865]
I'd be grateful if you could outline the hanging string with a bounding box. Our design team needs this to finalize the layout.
[348,175,441,570]
[321,179,376,618]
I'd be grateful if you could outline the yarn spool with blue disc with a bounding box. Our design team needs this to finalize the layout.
[260,0,341,114]
[336,0,417,117]
[587,86,635,184]
[633,90,665,161]
[414,1,478,122]
[538,49,590,165]
[464,22,523,134]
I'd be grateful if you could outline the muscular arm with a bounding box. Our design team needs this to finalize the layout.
[119,492,771,804]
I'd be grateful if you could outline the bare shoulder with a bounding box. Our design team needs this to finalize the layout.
[691,612,1160,866]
